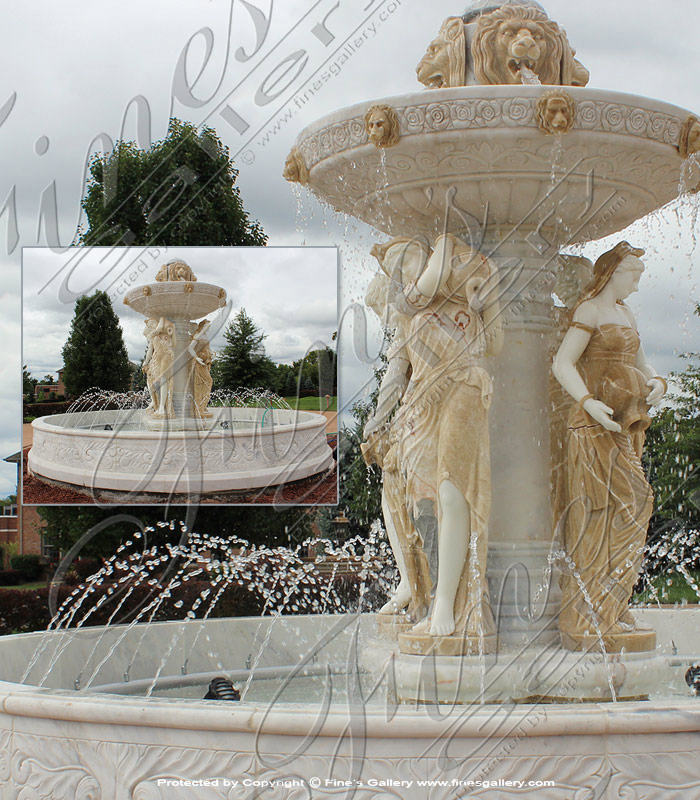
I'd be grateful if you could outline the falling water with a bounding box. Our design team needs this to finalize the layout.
[22,522,398,696]
[519,66,542,85]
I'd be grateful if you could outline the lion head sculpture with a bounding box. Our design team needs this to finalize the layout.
[282,147,309,185]
[156,260,197,282]
[472,6,589,87]
[364,104,401,148]
[679,114,700,159]
[416,16,466,89]
[536,90,576,135]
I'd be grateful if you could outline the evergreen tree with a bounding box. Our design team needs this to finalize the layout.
[212,308,276,391]
[80,119,266,247]
[61,291,132,396]
[22,365,37,398]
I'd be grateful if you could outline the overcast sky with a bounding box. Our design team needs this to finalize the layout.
[23,247,337,378]
[2,0,700,496]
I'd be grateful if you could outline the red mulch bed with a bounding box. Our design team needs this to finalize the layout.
[22,446,337,506]
[22,448,95,504]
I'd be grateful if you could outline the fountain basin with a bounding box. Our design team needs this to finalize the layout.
[295,85,690,242]
[27,408,334,494]
[1,612,699,798]
[124,280,226,319]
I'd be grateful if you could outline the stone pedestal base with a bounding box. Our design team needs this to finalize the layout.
[393,646,668,704]
[398,630,498,657]
[561,628,656,654]
[376,613,413,638]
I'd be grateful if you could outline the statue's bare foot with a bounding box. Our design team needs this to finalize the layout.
[410,615,432,634]
[429,599,455,637]
[378,581,411,615]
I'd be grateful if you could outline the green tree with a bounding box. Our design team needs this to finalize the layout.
[61,291,132,397]
[39,505,312,559]
[212,308,277,391]
[22,365,37,397]
[646,358,700,532]
[131,356,148,392]
[274,363,297,397]
[289,346,337,397]
[80,119,266,247]
[317,400,383,541]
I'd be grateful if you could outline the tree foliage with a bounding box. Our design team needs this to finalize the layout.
[212,308,276,391]
[646,364,700,532]
[337,401,383,536]
[267,346,337,398]
[317,372,383,543]
[61,291,132,397]
[80,119,266,247]
[38,505,313,560]
[22,365,37,398]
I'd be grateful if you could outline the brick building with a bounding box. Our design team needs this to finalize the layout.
[33,368,67,401]
[1,453,50,568]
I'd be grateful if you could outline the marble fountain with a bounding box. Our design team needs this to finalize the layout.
[26,259,334,497]
[4,1,700,796]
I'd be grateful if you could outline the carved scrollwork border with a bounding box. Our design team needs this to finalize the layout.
[298,97,683,171]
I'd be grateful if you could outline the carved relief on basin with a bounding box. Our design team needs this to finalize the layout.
[294,86,688,243]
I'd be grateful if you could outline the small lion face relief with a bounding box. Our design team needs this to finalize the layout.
[536,90,576,135]
[364,105,400,148]
[367,110,389,145]
[282,147,309,184]
[689,124,700,156]
[680,115,700,159]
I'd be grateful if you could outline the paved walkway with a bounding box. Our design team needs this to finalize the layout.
[320,411,337,434]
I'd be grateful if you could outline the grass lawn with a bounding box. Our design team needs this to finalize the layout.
[283,396,337,411]
[0,581,47,592]
[633,569,700,605]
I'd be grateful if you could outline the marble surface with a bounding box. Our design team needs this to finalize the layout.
[294,85,690,243]
[28,408,333,494]
[0,613,699,798]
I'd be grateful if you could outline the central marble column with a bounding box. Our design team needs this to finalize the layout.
[482,233,560,646]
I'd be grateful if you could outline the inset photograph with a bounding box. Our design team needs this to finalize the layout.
[22,247,338,505]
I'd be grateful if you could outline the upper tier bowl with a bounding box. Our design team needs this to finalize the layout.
[294,85,691,243]
[124,281,227,320]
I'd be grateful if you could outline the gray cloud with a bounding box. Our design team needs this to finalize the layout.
[23,246,337,377]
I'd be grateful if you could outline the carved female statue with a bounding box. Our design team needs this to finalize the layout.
[552,241,666,652]
[361,254,431,624]
[188,320,214,419]
[142,319,160,414]
[147,317,176,419]
[375,234,503,648]
[550,255,594,539]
